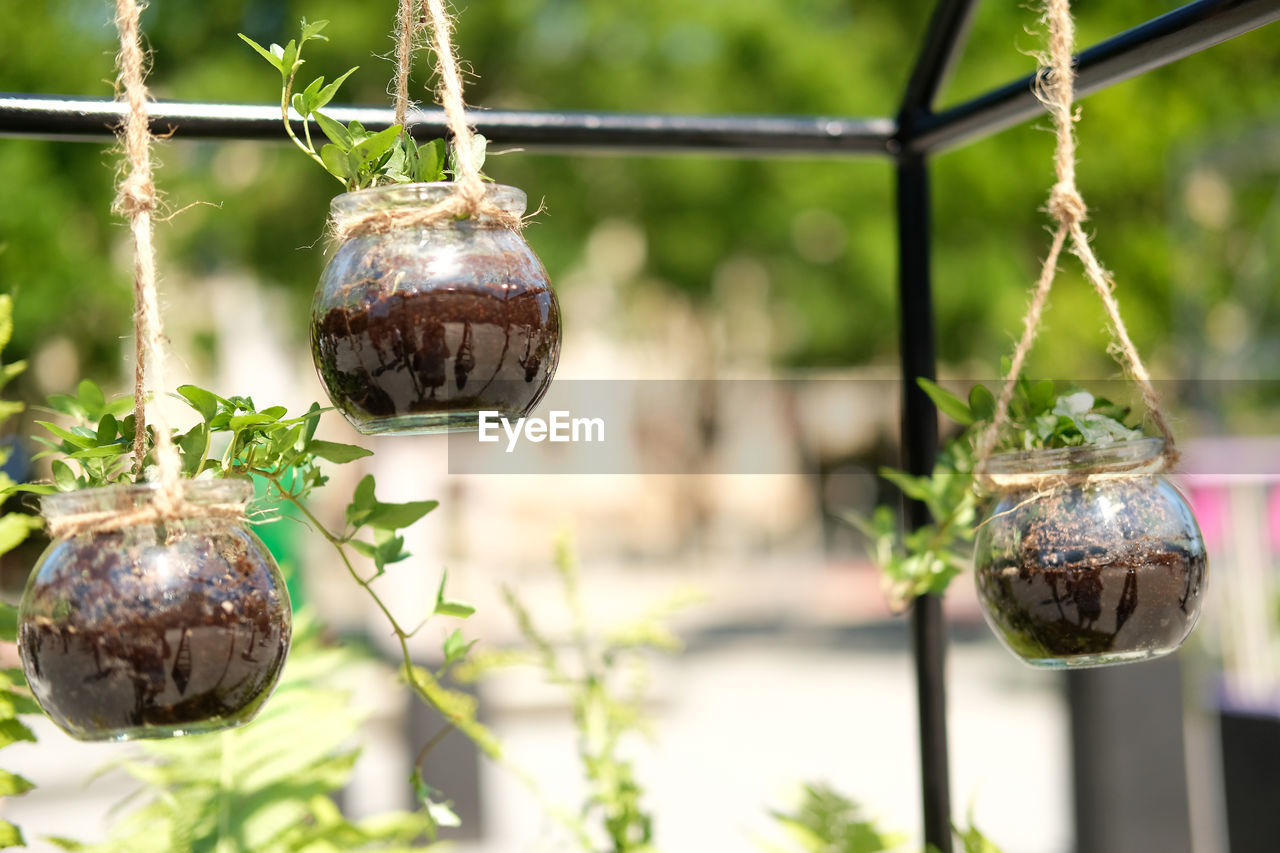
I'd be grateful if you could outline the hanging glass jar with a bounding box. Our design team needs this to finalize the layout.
[18,480,291,741]
[973,437,1208,668]
[311,183,561,435]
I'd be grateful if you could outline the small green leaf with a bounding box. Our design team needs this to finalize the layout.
[442,629,477,668]
[353,475,376,511]
[35,421,94,450]
[299,18,329,43]
[314,67,357,111]
[302,403,323,444]
[0,295,12,353]
[417,138,446,182]
[279,38,300,74]
[348,540,378,560]
[238,33,285,73]
[319,144,351,180]
[177,385,218,421]
[96,413,118,445]
[917,378,974,426]
[228,413,279,430]
[968,384,996,422]
[0,604,17,644]
[0,513,41,559]
[178,424,210,478]
[434,571,475,619]
[879,467,932,503]
[0,718,36,748]
[0,819,24,848]
[364,500,438,531]
[307,440,372,464]
[51,460,78,491]
[352,124,403,168]
[0,770,34,797]
[76,379,105,414]
[313,111,352,149]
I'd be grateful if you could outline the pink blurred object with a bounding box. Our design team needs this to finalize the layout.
[1268,485,1280,556]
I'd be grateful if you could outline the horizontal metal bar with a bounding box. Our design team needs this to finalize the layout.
[0,93,896,156]
[908,0,1280,154]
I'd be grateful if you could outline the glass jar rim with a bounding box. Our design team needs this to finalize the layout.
[40,478,253,522]
[329,182,528,222]
[981,436,1164,478]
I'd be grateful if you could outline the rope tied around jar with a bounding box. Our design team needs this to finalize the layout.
[329,0,526,243]
[972,0,1180,491]
[45,0,247,537]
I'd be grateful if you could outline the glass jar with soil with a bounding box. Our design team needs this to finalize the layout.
[973,437,1207,668]
[18,480,291,741]
[312,183,561,434]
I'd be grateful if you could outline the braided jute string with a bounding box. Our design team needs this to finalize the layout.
[47,0,246,537]
[331,0,524,242]
[973,0,1179,488]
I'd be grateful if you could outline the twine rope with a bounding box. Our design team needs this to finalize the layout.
[974,0,1179,480]
[393,0,417,130]
[47,0,246,536]
[331,0,523,241]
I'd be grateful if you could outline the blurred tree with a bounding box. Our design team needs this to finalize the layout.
[0,0,1276,392]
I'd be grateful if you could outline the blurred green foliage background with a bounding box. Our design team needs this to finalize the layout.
[0,0,1277,403]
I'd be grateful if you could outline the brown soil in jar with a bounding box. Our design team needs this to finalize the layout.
[19,526,289,739]
[312,265,559,428]
[976,489,1206,663]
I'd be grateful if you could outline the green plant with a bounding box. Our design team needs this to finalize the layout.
[762,784,899,853]
[46,616,438,853]
[851,377,1144,609]
[460,535,696,853]
[763,784,1002,853]
[24,379,495,826]
[0,293,43,849]
[238,19,485,192]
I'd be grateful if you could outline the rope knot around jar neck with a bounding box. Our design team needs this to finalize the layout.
[1048,182,1087,225]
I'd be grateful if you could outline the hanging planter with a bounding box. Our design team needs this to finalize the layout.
[19,480,290,741]
[312,183,560,433]
[14,0,292,741]
[242,7,561,435]
[964,0,1208,667]
[973,437,1207,667]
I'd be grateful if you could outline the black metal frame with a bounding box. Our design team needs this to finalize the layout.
[3,1,1278,849]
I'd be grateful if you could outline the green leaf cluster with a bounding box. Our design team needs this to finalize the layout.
[0,294,43,557]
[48,616,441,853]
[851,377,1145,608]
[764,784,1003,853]
[239,20,459,191]
[0,295,40,848]
[462,534,690,853]
[763,784,899,853]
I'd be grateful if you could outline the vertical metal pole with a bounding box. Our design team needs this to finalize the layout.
[896,151,952,853]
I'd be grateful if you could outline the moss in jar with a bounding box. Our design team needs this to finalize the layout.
[19,518,290,741]
[975,478,1206,667]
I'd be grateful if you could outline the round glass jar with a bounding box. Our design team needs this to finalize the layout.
[973,437,1207,668]
[311,183,561,434]
[18,480,291,741]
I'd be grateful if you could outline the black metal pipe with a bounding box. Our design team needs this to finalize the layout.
[0,93,896,156]
[896,154,952,853]
[899,0,983,119]
[908,0,1280,154]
